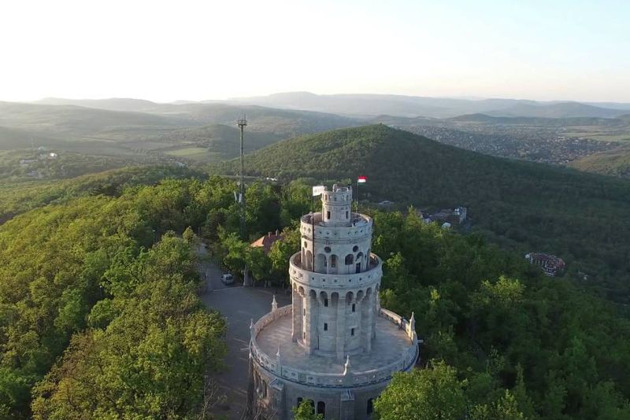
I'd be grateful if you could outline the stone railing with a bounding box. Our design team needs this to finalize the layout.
[250,305,419,388]
[251,304,292,337]
[379,308,418,342]
[300,213,372,242]
[290,253,382,289]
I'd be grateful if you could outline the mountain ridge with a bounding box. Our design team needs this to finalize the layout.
[227,92,630,118]
[215,124,630,300]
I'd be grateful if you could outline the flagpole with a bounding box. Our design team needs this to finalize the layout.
[356,178,359,213]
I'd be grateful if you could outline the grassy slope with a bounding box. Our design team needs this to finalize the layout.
[218,124,630,300]
[570,145,630,178]
[0,166,203,224]
[0,101,359,164]
[140,124,281,162]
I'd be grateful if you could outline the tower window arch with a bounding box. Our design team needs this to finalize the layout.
[317,401,326,416]
[316,254,327,271]
[345,254,354,265]
[305,250,313,270]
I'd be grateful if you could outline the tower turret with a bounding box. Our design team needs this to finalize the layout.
[291,185,380,361]
[321,184,353,226]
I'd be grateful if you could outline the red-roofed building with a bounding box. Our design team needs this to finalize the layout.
[250,230,283,254]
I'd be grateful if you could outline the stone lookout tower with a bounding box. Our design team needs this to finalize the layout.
[248,185,419,419]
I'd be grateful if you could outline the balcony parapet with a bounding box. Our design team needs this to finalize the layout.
[290,253,382,289]
[250,306,419,388]
[300,212,372,242]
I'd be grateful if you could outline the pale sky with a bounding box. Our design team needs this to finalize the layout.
[1,0,628,103]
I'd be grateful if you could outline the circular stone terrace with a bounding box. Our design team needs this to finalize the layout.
[250,305,419,388]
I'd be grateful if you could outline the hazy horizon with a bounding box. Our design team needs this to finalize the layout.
[11,92,630,107]
[2,0,629,103]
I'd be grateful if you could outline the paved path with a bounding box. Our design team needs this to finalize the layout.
[197,244,290,419]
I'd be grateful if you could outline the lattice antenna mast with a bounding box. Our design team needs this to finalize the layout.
[237,115,248,238]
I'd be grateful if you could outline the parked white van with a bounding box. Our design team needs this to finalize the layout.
[221,273,234,285]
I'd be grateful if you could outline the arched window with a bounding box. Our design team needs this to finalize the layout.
[367,398,374,415]
[356,252,364,273]
[305,250,313,270]
[315,254,327,272]
[345,254,354,265]
[317,401,326,416]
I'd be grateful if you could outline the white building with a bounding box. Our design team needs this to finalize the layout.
[248,184,419,419]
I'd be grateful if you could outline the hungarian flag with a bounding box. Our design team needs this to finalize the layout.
[357,176,367,184]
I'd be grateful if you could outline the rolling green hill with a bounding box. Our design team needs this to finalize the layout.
[217,124,630,301]
[137,124,280,162]
[570,145,630,178]
[447,113,629,127]
[0,101,194,137]
[27,99,360,139]
[485,101,626,118]
[0,166,202,224]
[0,101,359,168]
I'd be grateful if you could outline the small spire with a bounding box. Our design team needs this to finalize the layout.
[272,295,278,312]
[250,318,254,330]
[276,346,281,360]
[410,312,416,328]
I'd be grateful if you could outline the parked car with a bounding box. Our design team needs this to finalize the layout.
[221,273,234,285]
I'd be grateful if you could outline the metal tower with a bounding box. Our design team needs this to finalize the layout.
[237,116,247,239]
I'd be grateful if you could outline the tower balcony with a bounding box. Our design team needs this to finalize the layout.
[290,252,382,290]
[300,212,372,243]
[250,304,419,388]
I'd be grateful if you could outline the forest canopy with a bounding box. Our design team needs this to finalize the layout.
[1,168,629,419]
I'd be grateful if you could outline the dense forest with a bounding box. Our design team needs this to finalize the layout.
[288,206,630,419]
[215,124,630,304]
[2,165,630,418]
[0,174,238,418]
[369,211,630,419]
